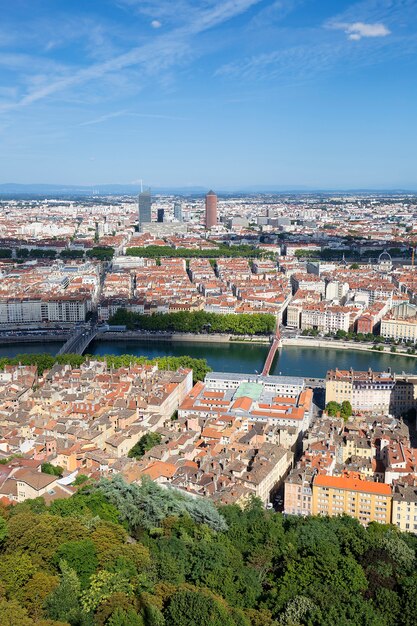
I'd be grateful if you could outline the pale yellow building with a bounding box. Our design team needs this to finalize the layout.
[381,316,417,342]
[326,369,394,414]
[312,474,392,525]
[342,434,373,462]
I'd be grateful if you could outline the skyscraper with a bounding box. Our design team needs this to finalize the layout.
[138,189,152,231]
[205,190,217,229]
[157,208,165,223]
[174,201,182,222]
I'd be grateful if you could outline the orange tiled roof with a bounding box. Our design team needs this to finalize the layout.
[314,474,391,495]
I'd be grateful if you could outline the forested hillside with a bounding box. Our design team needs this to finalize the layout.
[1,475,416,626]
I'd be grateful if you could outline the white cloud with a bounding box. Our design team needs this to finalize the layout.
[151,20,162,28]
[332,21,391,41]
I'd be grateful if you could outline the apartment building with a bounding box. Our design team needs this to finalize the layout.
[301,303,352,333]
[326,368,417,416]
[392,482,417,533]
[312,474,392,525]
[284,468,314,516]
[381,316,417,342]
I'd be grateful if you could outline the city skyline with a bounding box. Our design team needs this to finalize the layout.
[1,1,417,188]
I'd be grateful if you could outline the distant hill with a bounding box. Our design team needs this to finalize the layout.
[0,182,416,198]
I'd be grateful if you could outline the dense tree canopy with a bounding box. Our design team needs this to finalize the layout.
[125,244,270,260]
[0,352,211,383]
[1,476,417,625]
[109,309,276,336]
[86,246,115,260]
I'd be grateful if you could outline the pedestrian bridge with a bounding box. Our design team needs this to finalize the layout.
[261,329,282,376]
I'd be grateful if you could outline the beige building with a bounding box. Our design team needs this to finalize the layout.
[239,444,293,504]
[326,369,395,414]
[392,482,417,533]
[301,304,352,333]
[381,316,417,342]
[326,368,417,416]
[380,302,417,342]
[312,474,392,525]
[15,468,59,502]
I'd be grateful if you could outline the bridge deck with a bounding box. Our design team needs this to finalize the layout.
[56,326,99,356]
[261,329,281,376]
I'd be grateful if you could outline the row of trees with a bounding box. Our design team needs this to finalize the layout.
[125,244,269,260]
[109,309,276,336]
[0,246,114,262]
[302,329,417,349]
[1,474,417,625]
[0,352,211,383]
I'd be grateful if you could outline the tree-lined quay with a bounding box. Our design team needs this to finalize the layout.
[109,309,276,336]
[125,243,272,259]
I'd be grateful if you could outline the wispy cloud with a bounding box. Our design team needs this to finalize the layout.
[330,21,391,41]
[78,110,129,126]
[0,0,261,114]
[216,42,343,82]
[216,0,417,82]
[78,110,187,126]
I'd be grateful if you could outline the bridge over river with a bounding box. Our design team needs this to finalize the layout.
[56,325,100,356]
[261,328,282,376]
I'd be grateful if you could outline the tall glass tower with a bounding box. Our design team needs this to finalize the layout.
[174,201,182,222]
[138,190,152,231]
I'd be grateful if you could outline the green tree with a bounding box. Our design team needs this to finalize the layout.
[86,246,114,260]
[80,570,133,614]
[54,539,99,588]
[325,401,341,416]
[128,433,162,459]
[0,598,34,626]
[44,560,83,625]
[73,474,89,486]
[41,462,64,477]
[17,571,59,621]
[107,608,144,626]
[335,329,348,339]
[0,552,37,597]
[164,587,238,626]
[94,475,228,533]
[340,400,353,420]
[0,515,7,544]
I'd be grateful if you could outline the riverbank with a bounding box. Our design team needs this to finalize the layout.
[0,334,69,345]
[282,336,417,359]
[96,331,271,344]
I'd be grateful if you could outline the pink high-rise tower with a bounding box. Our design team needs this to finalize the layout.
[205,190,217,228]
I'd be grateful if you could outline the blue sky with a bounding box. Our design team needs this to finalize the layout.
[1,0,417,189]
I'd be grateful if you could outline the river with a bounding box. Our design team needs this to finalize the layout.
[87,340,417,378]
[0,342,62,357]
[0,339,415,378]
